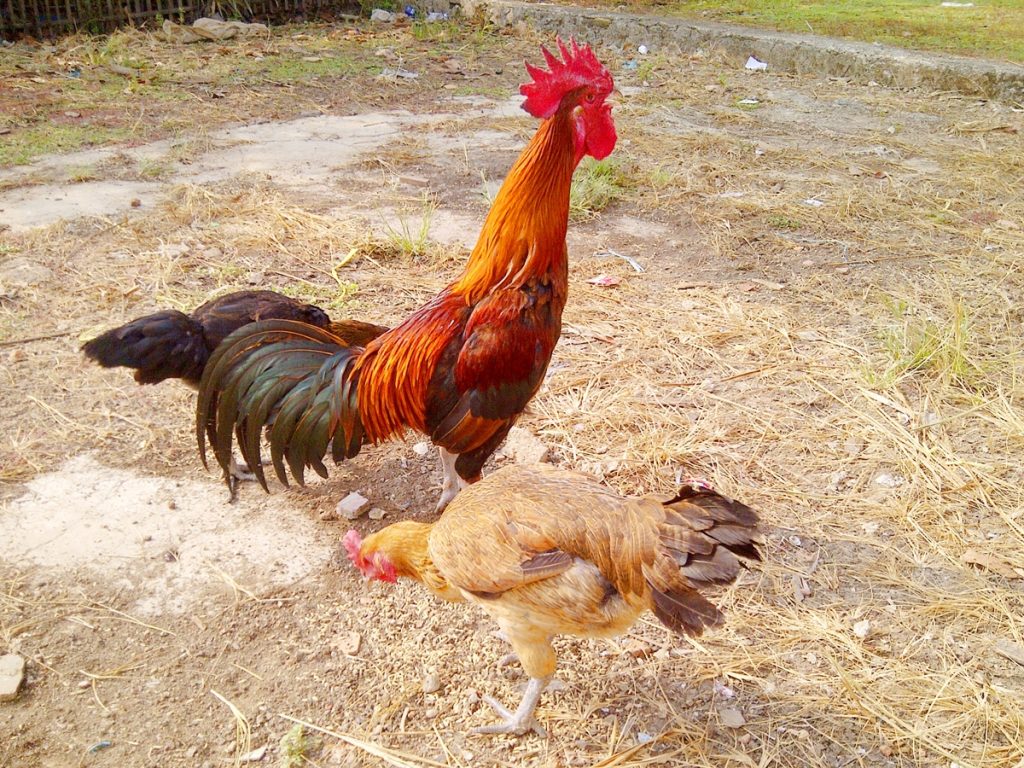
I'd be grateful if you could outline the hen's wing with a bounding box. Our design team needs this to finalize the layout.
[327,319,389,348]
[193,290,332,347]
[428,464,651,598]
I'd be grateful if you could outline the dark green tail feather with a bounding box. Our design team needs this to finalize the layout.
[195,319,366,490]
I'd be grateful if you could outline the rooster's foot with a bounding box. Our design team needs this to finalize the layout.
[435,448,471,513]
[472,677,548,737]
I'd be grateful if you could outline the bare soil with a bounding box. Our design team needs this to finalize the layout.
[1,19,1023,768]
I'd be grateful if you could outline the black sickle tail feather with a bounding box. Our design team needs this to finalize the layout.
[196,319,366,491]
[648,487,764,636]
[82,310,209,385]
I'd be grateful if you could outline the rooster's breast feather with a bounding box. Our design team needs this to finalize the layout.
[426,288,561,455]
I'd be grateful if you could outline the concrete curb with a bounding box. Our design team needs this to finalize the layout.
[475,0,1024,103]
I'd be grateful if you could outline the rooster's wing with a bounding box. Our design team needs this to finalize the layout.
[426,285,562,475]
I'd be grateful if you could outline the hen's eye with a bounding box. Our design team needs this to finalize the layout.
[586,93,595,103]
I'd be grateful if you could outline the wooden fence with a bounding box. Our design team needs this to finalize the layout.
[1,0,358,39]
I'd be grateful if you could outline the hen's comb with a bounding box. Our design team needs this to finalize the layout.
[342,529,364,565]
[520,37,614,119]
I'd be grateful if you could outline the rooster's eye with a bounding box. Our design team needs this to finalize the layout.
[585,93,595,104]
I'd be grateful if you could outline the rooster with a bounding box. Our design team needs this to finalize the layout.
[198,40,617,511]
[83,289,387,493]
[345,464,763,736]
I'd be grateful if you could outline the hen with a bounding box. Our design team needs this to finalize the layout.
[83,289,386,495]
[345,463,763,736]
[83,289,386,387]
[197,40,617,510]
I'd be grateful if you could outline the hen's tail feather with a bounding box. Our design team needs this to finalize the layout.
[649,585,723,636]
[647,486,763,636]
[196,320,365,489]
[82,310,208,385]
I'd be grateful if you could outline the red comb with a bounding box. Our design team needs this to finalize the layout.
[342,529,364,564]
[520,38,614,119]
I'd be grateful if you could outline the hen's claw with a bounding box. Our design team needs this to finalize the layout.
[472,696,546,737]
[471,676,549,738]
[497,652,519,669]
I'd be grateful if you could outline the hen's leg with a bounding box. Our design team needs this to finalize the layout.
[473,676,549,737]
[435,448,471,513]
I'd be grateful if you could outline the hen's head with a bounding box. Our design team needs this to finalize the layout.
[343,529,397,583]
[520,38,617,163]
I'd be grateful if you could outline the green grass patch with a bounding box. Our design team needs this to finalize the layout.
[649,0,1024,63]
[0,125,130,168]
[767,214,802,230]
[570,158,630,220]
[870,295,982,388]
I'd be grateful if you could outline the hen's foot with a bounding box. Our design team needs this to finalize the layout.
[471,676,549,738]
[497,652,519,669]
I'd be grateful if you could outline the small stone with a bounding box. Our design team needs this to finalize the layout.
[498,426,549,464]
[801,259,815,267]
[423,707,438,719]
[241,745,267,762]
[853,619,871,639]
[0,654,25,701]
[412,442,431,457]
[368,508,387,521]
[422,671,441,694]
[835,266,850,274]
[335,631,361,655]
[461,751,474,761]
[130,198,142,208]
[201,247,223,260]
[245,271,264,286]
[6,349,26,364]
[826,470,848,493]
[873,472,904,489]
[718,707,746,729]
[336,492,369,520]
[443,58,464,74]
[465,688,479,706]
[158,242,189,258]
[77,678,90,689]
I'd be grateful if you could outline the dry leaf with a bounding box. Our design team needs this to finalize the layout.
[993,639,1024,667]
[718,707,746,729]
[961,549,1023,579]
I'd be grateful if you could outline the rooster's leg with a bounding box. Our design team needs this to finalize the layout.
[473,675,549,737]
[435,448,470,513]
[226,456,257,503]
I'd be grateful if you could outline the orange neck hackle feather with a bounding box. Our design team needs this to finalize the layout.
[353,103,580,442]
[452,107,577,304]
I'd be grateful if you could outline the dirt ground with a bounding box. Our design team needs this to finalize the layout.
[1,18,1023,768]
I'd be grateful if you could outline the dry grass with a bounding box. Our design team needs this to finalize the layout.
[1,19,1023,768]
